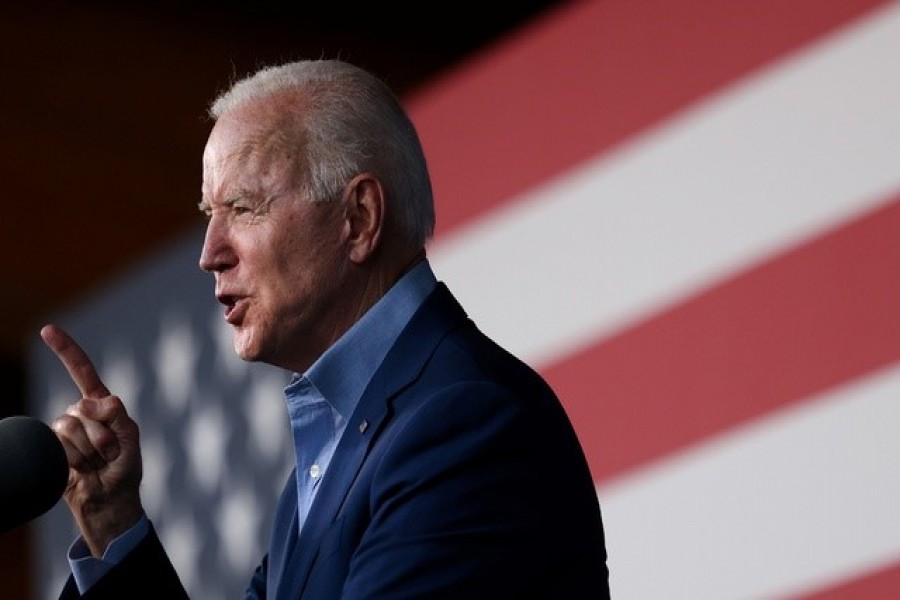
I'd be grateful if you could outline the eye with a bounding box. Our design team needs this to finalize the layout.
[226,195,259,218]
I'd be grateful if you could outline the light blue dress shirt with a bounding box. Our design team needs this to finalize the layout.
[286,258,437,533]
[68,258,437,592]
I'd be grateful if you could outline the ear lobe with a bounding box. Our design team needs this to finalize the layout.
[343,174,384,264]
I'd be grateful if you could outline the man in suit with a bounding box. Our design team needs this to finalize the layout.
[43,59,611,598]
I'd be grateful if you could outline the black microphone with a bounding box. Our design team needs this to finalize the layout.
[0,415,69,534]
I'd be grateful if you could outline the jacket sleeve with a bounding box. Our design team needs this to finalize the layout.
[244,553,269,598]
[58,524,189,600]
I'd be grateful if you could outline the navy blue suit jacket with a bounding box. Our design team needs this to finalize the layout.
[61,283,610,599]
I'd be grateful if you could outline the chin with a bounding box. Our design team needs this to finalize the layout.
[234,348,261,362]
[232,330,263,362]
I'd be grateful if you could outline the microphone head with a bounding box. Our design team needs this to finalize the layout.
[0,415,69,534]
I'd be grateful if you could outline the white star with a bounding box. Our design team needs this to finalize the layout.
[153,308,198,415]
[159,509,202,593]
[101,340,142,408]
[216,483,262,574]
[246,368,291,463]
[186,401,228,494]
[140,429,174,518]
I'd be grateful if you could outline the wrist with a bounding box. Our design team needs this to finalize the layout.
[75,497,144,557]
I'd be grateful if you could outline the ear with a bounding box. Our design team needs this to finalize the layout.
[342,173,385,264]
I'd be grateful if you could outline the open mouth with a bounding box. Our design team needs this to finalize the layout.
[219,295,246,324]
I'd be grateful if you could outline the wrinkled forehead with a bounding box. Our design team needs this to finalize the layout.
[205,105,298,163]
[206,91,305,159]
[202,108,303,197]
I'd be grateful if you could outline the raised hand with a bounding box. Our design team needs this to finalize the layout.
[40,324,144,557]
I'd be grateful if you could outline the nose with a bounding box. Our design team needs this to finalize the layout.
[198,216,236,273]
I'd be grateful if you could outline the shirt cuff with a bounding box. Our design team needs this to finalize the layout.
[68,514,151,593]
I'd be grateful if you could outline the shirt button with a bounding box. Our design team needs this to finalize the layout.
[309,464,321,478]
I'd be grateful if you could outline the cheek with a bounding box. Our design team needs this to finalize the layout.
[264,250,318,309]
[273,230,334,280]
[243,232,295,280]
[254,212,347,305]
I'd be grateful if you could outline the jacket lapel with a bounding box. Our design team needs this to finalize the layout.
[274,283,468,599]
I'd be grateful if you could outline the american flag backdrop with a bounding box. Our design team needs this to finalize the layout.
[29,1,900,598]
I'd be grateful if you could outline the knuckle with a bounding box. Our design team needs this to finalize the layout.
[52,414,81,437]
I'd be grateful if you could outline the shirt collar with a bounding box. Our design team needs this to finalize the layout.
[286,258,437,419]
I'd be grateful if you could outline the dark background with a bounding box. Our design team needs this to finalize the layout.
[0,2,562,596]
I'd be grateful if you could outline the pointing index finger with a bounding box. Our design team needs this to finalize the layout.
[40,324,111,400]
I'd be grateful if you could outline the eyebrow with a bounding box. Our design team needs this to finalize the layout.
[196,196,241,214]
[197,192,270,214]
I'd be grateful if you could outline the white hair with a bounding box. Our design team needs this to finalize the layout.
[210,59,435,248]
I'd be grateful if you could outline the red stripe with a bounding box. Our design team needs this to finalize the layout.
[790,560,900,599]
[541,194,900,482]
[409,0,889,239]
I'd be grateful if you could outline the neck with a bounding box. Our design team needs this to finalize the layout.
[353,248,426,319]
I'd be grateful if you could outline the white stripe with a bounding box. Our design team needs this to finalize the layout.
[600,360,900,599]
[428,3,900,368]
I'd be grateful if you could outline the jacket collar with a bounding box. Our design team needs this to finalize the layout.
[275,283,468,598]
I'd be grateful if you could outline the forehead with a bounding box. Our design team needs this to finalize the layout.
[205,106,291,164]
[206,92,304,155]
[202,105,302,197]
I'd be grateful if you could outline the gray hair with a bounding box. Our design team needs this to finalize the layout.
[210,59,435,248]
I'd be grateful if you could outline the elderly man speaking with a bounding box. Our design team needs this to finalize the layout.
[43,59,611,599]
